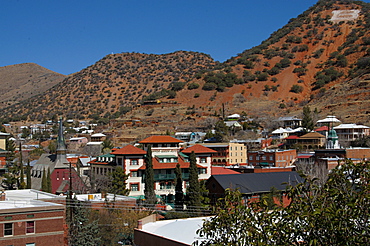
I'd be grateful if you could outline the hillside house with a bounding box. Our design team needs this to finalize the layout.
[333,124,370,147]
[277,116,302,129]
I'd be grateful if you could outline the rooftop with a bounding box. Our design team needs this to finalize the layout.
[140,217,210,245]
[139,135,183,144]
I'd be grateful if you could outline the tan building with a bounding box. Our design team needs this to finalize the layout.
[200,142,247,166]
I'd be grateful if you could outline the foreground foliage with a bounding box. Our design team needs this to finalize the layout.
[195,160,370,245]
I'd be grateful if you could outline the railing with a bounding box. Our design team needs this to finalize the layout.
[154,173,189,181]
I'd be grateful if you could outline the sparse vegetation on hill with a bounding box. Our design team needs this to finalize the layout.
[1,0,370,125]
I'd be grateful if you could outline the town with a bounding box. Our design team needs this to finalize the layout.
[0,108,369,245]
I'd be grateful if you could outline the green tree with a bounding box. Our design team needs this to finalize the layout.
[26,161,31,189]
[144,145,156,205]
[302,106,314,132]
[195,160,370,245]
[214,121,228,142]
[109,166,129,197]
[41,168,47,191]
[174,163,184,210]
[21,127,31,139]
[187,151,201,212]
[46,168,52,193]
[48,140,57,154]
[101,139,114,154]
[18,143,26,189]
[69,199,100,246]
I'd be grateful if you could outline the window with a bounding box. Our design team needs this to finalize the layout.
[4,223,13,236]
[26,221,35,234]
[249,156,253,160]
[131,171,138,177]
[269,156,273,161]
[130,184,139,191]
[200,157,206,163]
[131,159,138,165]
[26,244,35,246]
[198,168,206,174]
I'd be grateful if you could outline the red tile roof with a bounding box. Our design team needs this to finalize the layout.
[211,166,239,175]
[139,157,204,170]
[88,159,113,165]
[111,144,146,155]
[285,135,300,139]
[181,144,217,154]
[139,135,183,144]
[315,126,329,131]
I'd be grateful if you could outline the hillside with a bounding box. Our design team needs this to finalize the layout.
[2,0,370,125]
[0,63,66,108]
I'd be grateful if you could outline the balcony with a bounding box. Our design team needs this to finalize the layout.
[154,173,189,181]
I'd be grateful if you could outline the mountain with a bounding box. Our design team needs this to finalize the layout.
[2,0,370,125]
[0,63,66,108]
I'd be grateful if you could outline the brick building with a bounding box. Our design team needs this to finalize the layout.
[248,149,296,167]
[0,199,65,246]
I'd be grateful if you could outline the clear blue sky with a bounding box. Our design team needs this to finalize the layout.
[1,0,368,75]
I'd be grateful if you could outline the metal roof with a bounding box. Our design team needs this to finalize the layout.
[211,172,303,194]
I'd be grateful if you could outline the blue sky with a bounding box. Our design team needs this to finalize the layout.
[1,0,368,75]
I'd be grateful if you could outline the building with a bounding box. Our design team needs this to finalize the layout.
[174,132,205,143]
[89,136,214,203]
[0,192,65,246]
[200,142,247,166]
[206,172,303,206]
[232,138,273,151]
[277,116,302,129]
[31,118,87,194]
[271,127,304,140]
[333,124,370,147]
[248,149,296,167]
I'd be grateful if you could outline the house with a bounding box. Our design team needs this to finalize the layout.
[90,133,106,142]
[206,172,303,206]
[31,118,87,194]
[333,124,370,147]
[174,132,205,143]
[199,142,247,166]
[69,137,88,145]
[248,149,296,167]
[0,191,65,246]
[277,116,302,129]
[285,132,326,149]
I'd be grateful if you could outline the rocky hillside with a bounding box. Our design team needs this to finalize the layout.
[2,0,370,125]
[0,63,66,108]
[2,52,216,121]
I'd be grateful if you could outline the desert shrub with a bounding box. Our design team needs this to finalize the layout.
[202,82,217,91]
[188,82,200,90]
[290,84,303,93]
